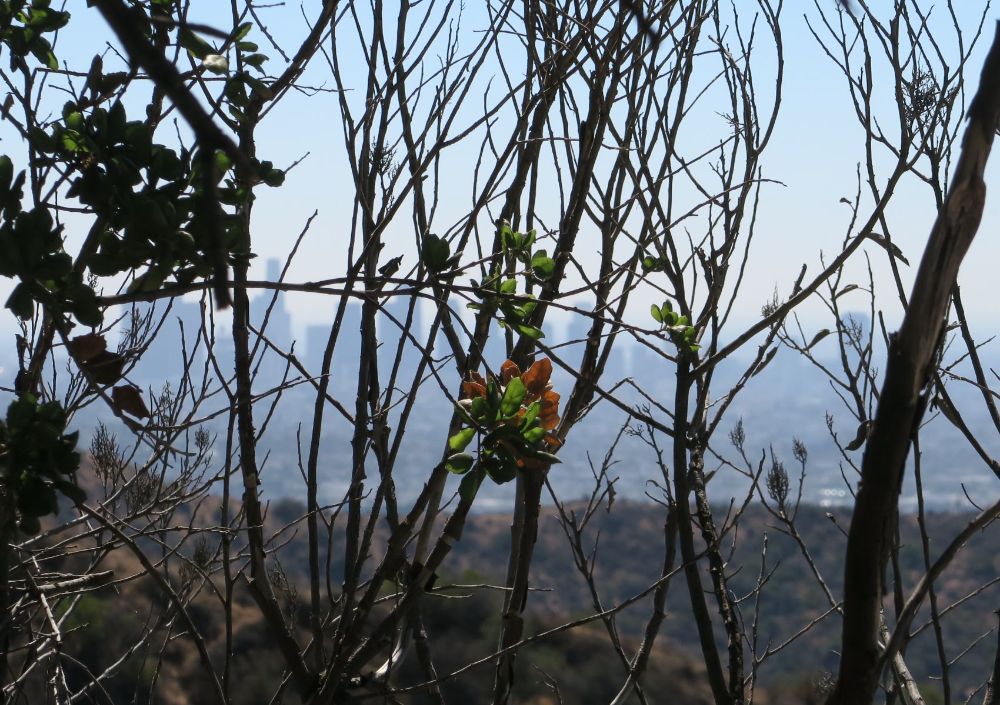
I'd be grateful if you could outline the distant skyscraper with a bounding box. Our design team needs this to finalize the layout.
[378,294,424,383]
[249,258,294,385]
[561,301,630,380]
[132,297,205,387]
[306,301,362,394]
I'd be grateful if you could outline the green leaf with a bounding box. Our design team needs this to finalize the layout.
[244,53,268,69]
[453,400,476,426]
[179,28,214,59]
[421,234,450,272]
[444,453,475,475]
[458,467,485,503]
[499,377,527,418]
[448,427,476,452]
[28,36,58,69]
[72,299,103,328]
[530,250,555,280]
[263,167,285,187]
[215,150,233,175]
[533,450,561,464]
[6,283,34,319]
[234,22,253,41]
[485,454,517,484]
[515,324,544,340]
[522,426,546,444]
[486,378,500,409]
[517,445,561,464]
[127,267,167,294]
[470,396,489,420]
[54,479,86,506]
[520,400,541,429]
[64,111,84,131]
[498,223,513,250]
[650,304,663,323]
[28,126,54,152]
[0,155,13,190]
[18,515,41,535]
[109,101,127,141]
[500,278,517,295]
[17,477,57,517]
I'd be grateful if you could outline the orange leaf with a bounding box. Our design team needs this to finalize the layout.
[462,380,487,399]
[521,358,552,395]
[500,359,522,384]
[539,390,561,429]
[462,371,488,398]
[540,389,560,409]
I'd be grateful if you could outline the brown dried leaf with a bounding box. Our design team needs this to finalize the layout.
[112,384,150,419]
[845,419,873,451]
[751,348,778,377]
[82,350,126,385]
[806,329,831,350]
[67,333,107,362]
[865,231,910,266]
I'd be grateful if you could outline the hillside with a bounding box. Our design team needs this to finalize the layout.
[16,470,997,703]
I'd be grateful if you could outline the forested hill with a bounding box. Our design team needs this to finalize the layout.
[451,502,998,700]
[259,497,998,702]
[34,484,998,704]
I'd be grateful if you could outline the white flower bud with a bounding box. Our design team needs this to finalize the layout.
[202,54,229,75]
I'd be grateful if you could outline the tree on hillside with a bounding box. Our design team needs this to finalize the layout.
[0,1,998,704]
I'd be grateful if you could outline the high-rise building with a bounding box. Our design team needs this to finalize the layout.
[132,296,205,388]
[378,294,424,384]
[306,301,362,395]
[249,258,295,386]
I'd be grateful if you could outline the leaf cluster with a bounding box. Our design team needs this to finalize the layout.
[0,10,284,327]
[0,156,101,324]
[650,299,700,354]
[447,359,561,501]
[0,394,82,535]
[499,222,555,283]
[0,0,69,72]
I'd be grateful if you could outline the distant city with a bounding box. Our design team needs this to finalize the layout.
[2,258,998,512]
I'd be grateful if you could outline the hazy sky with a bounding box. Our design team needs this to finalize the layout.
[1,2,998,343]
